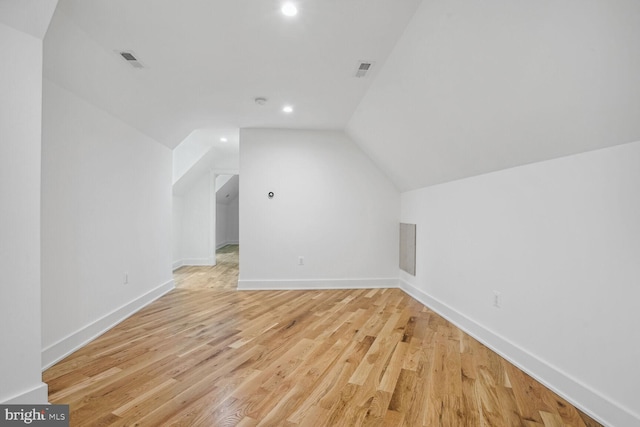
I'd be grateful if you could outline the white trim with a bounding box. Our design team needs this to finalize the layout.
[216,241,239,250]
[172,258,217,270]
[177,257,215,267]
[2,382,48,404]
[41,280,175,370]
[238,278,398,291]
[399,279,639,427]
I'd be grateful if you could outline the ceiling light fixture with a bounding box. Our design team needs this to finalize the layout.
[282,105,293,113]
[281,3,298,17]
[220,137,228,142]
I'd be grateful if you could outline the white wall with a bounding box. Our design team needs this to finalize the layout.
[216,194,239,249]
[400,141,640,427]
[216,174,239,249]
[41,80,174,368]
[216,201,228,249]
[239,129,399,289]
[227,195,239,244]
[175,170,241,267]
[0,22,48,404]
[173,146,240,196]
[177,172,215,266]
[172,138,238,267]
[172,196,184,269]
[173,131,215,184]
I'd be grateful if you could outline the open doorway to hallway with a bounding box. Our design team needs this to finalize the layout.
[214,243,239,281]
[174,245,239,290]
[215,173,239,269]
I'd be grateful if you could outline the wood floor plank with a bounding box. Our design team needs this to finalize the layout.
[45,245,604,427]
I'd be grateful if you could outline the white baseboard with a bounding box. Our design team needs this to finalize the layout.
[41,279,175,370]
[2,382,48,404]
[216,241,239,250]
[399,279,639,427]
[238,278,398,291]
[174,256,220,270]
[177,257,216,267]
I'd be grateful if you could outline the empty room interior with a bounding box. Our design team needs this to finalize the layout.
[2,0,639,426]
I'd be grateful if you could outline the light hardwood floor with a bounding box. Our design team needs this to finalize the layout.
[45,245,602,426]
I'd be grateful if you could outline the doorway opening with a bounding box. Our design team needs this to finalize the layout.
[215,174,239,270]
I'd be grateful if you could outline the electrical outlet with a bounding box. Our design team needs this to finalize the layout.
[124,272,129,285]
[298,256,304,266]
[493,291,501,308]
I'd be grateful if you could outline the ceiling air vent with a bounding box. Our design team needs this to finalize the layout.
[355,61,374,78]
[118,50,144,69]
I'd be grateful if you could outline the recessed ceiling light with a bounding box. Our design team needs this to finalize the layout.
[220,137,228,142]
[282,105,294,113]
[281,3,298,17]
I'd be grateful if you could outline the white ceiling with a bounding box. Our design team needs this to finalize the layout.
[348,0,640,191]
[44,0,422,149]
[216,175,239,205]
[44,0,640,192]
[0,0,57,39]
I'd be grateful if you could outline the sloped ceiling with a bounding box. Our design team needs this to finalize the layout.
[347,0,640,191]
[44,0,421,149]
[173,146,239,196]
[172,129,239,185]
[0,0,58,39]
[44,0,640,193]
[216,175,239,205]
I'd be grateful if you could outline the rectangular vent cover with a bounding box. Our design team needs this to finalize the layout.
[120,52,136,61]
[118,51,144,69]
[355,61,374,78]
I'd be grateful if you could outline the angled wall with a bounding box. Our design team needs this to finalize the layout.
[239,129,399,289]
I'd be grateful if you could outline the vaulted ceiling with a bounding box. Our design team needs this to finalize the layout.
[44,0,421,149]
[0,0,57,39]
[348,0,640,190]
[44,0,640,192]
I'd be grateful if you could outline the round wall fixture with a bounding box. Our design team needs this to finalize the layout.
[268,192,274,199]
